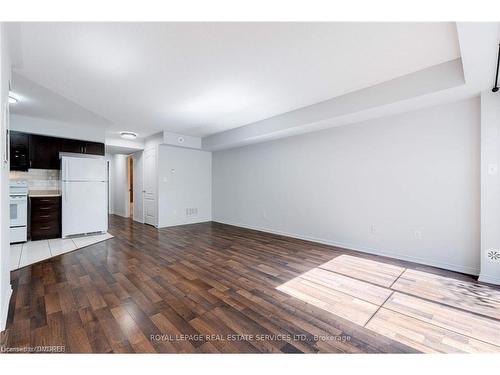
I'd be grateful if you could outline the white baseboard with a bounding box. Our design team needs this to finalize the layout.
[112,212,129,219]
[213,219,480,276]
[158,218,212,228]
[0,286,12,332]
[478,273,500,285]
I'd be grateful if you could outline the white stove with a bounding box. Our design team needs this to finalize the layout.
[10,181,28,243]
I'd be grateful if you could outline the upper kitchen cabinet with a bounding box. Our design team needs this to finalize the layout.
[60,138,105,156]
[29,134,61,170]
[10,131,30,171]
[82,141,105,156]
[9,131,106,170]
[59,138,84,154]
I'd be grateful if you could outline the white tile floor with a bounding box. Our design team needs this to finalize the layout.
[10,232,113,270]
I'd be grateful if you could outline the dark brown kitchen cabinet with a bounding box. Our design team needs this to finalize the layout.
[82,141,105,156]
[29,135,60,170]
[10,132,105,170]
[30,196,61,240]
[60,138,84,154]
[9,131,30,171]
[60,138,105,156]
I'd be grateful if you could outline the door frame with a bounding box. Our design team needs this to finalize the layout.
[143,147,157,227]
[126,155,133,218]
[132,150,144,224]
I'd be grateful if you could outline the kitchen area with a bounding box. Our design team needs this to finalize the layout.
[9,131,112,270]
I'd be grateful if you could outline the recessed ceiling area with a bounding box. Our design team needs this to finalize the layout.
[8,22,461,140]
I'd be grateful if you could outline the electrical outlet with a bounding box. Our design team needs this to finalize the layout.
[185,208,198,216]
[370,224,377,234]
[414,230,422,240]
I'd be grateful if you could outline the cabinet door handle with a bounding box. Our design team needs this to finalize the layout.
[39,215,50,218]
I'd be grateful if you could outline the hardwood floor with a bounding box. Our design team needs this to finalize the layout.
[1,215,499,353]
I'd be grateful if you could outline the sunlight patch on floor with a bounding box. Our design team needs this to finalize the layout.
[276,254,500,353]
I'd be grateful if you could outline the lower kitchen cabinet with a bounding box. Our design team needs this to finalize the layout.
[30,196,61,240]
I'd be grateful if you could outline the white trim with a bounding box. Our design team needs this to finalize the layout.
[133,217,145,224]
[158,219,212,229]
[213,220,480,276]
[0,286,12,332]
[478,273,500,285]
[112,211,128,219]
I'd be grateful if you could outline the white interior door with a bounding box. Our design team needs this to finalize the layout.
[143,147,157,226]
[132,151,144,223]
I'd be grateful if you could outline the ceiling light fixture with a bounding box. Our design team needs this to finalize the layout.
[120,131,137,140]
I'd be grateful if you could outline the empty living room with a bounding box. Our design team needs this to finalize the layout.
[1,0,500,373]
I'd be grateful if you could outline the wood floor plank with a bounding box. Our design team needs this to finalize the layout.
[392,269,500,320]
[384,292,500,347]
[93,308,135,353]
[299,267,392,305]
[277,277,380,326]
[110,305,156,353]
[150,312,197,353]
[366,308,500,353]
[62,311,93,353]
[320,254,405,287]
[44,292,62,315]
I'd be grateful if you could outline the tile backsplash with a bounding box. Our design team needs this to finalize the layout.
[10,169,60,190]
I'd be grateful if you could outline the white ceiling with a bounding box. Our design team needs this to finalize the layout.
[10,72,111,127]
[9,22,461,140]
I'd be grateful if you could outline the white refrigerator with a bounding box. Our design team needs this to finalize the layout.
[61,155,107,237]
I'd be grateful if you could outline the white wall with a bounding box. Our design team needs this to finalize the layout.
[0,23,12,331]
[10,114,105,142]
[479,91,500,284]
[213,98,481,275]
[157,145,212,227]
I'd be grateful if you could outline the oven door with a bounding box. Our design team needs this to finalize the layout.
[10,194,27,227]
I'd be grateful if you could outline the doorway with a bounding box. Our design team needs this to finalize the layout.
[107,150,144,222]
[127,155,133,218]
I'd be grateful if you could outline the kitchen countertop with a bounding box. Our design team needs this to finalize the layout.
[29,190,62,197]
